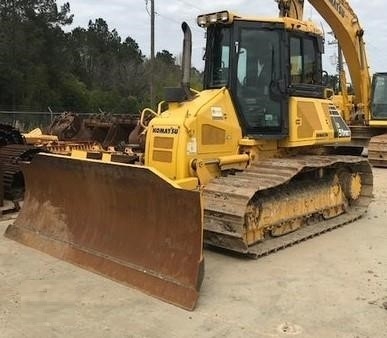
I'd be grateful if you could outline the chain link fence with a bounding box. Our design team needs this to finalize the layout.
[0,110,92,132]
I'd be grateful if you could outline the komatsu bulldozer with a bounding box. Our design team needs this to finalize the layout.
[5,4,373,310]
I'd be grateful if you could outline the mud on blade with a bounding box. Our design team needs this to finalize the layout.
[5,153,204,310]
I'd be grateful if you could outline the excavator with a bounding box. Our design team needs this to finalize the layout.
[5,1,374,310]
[276,0,387,166]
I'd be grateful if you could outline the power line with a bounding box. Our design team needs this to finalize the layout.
[175,0,204,12]
[156,11,182,25]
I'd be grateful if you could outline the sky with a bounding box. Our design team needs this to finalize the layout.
[60,0,387,77]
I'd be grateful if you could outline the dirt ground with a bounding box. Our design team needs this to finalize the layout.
[0,168,386,338]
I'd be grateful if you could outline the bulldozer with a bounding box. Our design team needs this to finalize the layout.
[276,0,387,166]
[5,3,373,310]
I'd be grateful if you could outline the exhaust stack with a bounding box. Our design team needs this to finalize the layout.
[164,22,194,102]
[181,21,192,99]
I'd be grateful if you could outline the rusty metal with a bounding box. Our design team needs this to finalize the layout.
[83,115,139,149]
[368,133,387,167]
[203,155,373,257]
[47,112,140,149]
[46,112,84,140]
[43,141,102,155]
[5,153,204,310]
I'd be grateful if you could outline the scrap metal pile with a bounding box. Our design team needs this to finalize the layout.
[1,112,141,214]
[46,111,140,149]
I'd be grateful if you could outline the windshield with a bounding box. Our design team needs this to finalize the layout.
[235,28,282,132]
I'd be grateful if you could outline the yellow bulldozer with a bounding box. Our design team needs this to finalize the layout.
[5,2,374,310]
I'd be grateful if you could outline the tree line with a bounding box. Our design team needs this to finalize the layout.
[0,0,202,115]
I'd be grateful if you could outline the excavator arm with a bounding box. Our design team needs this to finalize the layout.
[276,0,371,120]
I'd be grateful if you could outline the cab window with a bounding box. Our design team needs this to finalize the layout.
[290,36,320,84]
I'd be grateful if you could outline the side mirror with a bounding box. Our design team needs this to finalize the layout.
[321,70,329,87]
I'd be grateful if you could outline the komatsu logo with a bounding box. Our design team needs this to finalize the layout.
[329,0,345,18]
[152,127,179,135]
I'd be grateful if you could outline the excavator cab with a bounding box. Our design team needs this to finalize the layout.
[367,73,387,166]
[370,73,387,120]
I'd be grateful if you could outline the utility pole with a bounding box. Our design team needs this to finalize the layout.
[150,0,155,108]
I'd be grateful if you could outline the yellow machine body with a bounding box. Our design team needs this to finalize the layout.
[145,88,242,185]
[146,88,351,185]
[277,0,387,164]
[5,9,373,311]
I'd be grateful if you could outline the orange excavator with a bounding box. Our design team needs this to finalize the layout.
[5,1,373,310]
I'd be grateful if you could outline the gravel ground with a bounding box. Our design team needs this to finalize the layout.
[0,168,386,338]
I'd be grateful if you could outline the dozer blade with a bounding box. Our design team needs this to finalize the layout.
[5,153,204,310]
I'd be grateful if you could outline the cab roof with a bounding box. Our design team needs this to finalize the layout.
[197,10,322,36]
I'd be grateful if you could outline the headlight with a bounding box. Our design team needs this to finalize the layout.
[197,15,207,27]
[220,11,229,22]
[209,14,218,23]
[197,11,232,28]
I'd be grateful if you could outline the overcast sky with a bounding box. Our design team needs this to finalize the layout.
[60,0,387,76]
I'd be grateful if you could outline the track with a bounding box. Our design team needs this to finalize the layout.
[0,144,44,200]
[0,124,24,146]
[203,155,373,258]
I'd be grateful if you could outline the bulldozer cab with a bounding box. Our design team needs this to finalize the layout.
[200,12,325,139]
